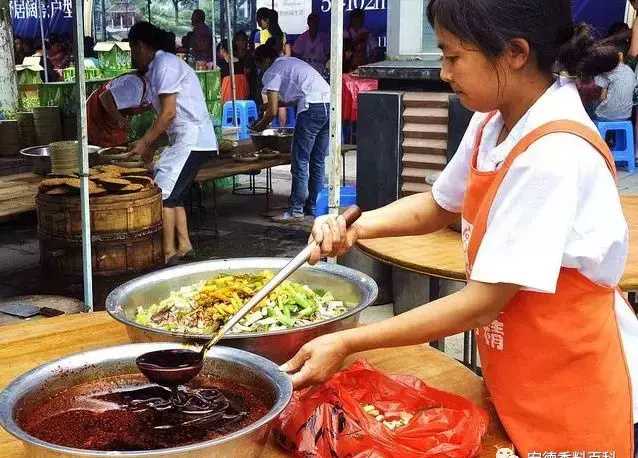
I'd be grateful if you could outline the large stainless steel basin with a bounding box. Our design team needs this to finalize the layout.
[105,258,378,364]
[0,343,292,457]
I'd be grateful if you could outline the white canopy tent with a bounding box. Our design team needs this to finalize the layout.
[71,0,344,309]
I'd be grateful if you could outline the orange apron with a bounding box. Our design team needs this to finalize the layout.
[221,74,249,104]
[462,115,634,456]
[86,75,149,147]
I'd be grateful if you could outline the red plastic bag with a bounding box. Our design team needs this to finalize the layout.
[274,359,489,458]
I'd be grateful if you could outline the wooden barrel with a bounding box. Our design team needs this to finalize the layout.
[16,112,36,149]
[37,186,164,277]
[33,106,62,145]
[62,112,77,141]
[0,120,21,157]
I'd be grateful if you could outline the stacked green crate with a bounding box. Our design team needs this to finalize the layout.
[196,69,231,189]
[94,42,133,78]
[16,64,42,111]
[62,67,104,82]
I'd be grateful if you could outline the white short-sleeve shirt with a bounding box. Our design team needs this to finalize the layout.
[146,50,216,151]
[261,57,330,114]
[432,79,638,419]
[106,74,151,111]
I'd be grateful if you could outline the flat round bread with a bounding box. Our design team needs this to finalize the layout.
[114,183,144,193]
[120,167,150,175]
[40,178,68,189]
[124,175,153,187]
[93,176,130,187]
[45,186,71,196]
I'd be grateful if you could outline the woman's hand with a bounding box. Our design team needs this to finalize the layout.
[308,214,361,264]
[280,333,350,389]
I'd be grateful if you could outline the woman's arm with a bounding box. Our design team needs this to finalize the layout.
[129,93,176,160]
[252,91,279,131]
[355,192,458,240]
[308,192,458,264]
[282,280,520,387]
[98,90,128,128]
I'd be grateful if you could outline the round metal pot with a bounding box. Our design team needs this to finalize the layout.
[106,258,378,364]
[250,128,294,154]
[20,145,100,176]
[0,343,292,457]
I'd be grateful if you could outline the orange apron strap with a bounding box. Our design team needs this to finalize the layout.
[470,112,498,167]
[467,120,617,269]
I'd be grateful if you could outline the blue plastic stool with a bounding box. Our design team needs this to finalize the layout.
[315,185,357,216]
[222,100,258,140]
[594,120,636,173]
[271,106,296,128]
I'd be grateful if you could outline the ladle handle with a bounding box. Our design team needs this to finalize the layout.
[202,205,363,354]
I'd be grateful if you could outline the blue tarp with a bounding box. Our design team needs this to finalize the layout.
[10,0,630,42]
[572,0,628,35]
[11,0,74,39]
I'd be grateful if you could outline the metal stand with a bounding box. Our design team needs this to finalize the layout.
[231,168,274,212]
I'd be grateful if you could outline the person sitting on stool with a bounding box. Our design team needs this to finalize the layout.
[251,45,331,222]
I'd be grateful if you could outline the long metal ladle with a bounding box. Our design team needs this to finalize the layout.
[136,206,362,387]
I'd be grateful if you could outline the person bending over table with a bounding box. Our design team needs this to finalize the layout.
[281,0,638,455]
[86,73,152,147]
[252,46,330,222]
[127,21,217,265]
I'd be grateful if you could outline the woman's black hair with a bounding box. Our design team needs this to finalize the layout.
[254,43,279,64]
[256,7,271,25]
[129,22,175,54]
[266,9,285,42]
[604,22,631,56]
[426,0,618,78]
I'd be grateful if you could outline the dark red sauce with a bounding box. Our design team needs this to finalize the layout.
[18,374,270,451]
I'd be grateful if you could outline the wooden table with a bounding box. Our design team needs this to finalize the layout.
[0,312,510,456]
[0,173,40,222]
[359,195,638,292]
[0,148,291,223]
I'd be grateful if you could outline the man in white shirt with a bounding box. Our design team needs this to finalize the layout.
[252,47,331,222]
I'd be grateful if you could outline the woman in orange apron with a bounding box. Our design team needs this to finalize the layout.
[86,73,152,147]
[280,0,637,455]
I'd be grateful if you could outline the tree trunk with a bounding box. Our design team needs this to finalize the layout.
[0,0,17,114]
[173,0,179,24]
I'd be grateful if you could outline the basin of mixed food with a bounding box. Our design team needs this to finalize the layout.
[134,271,352,335]
[106,258,378,364]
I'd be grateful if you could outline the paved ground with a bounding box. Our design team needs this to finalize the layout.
[1,149,637,364]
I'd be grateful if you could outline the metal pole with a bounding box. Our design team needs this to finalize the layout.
[38,0,48,82]
[72,0,94,311]
[328,0,343,217]
[211,0,216,67]
[224,0,237,127]
[101,0,106,39]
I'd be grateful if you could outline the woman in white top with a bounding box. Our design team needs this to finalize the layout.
[282,0,638,455]
[86,73,152,147]
[252,46,331,222]
[128,22,217,264]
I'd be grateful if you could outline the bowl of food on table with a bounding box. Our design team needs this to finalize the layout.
[106,258,378,364]
[249,128,294,154]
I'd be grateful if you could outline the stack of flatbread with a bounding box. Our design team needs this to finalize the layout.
[38,165,154,197]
